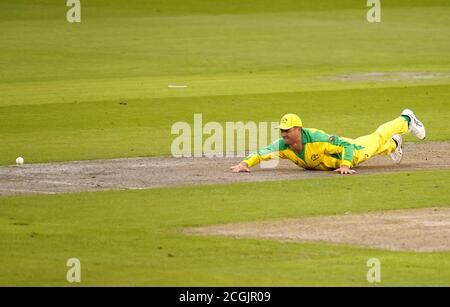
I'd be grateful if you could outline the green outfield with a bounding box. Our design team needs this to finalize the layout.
[1,0,450,286]
[1,171,450,286]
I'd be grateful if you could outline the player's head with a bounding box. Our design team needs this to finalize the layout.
[277,114,302,145]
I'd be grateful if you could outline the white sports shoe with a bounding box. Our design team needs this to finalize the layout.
[402,109,426,140]
[390,134,403,164]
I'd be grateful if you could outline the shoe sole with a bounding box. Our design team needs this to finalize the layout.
[402,109,426,140]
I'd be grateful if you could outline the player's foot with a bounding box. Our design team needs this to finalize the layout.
[390,134,403,164]
[402,109,426,140]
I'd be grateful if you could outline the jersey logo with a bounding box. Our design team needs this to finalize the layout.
[311,154,320,161]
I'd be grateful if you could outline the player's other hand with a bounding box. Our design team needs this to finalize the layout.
[230,162,250,173]
[334,165,356,175]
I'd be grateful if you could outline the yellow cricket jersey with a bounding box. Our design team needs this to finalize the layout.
[243,128,364,170]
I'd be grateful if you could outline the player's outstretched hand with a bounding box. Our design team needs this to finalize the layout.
[334,165,356,175]
[230,162,250,173]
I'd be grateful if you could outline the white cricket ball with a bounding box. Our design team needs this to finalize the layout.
[16,157,24,165]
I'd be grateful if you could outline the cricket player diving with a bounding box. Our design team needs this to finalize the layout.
[230,109,426,175]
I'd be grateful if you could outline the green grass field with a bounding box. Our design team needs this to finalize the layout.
[1,0,450,286]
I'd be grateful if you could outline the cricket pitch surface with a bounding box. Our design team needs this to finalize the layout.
[1,142,450,196]
[184,207,450,252]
